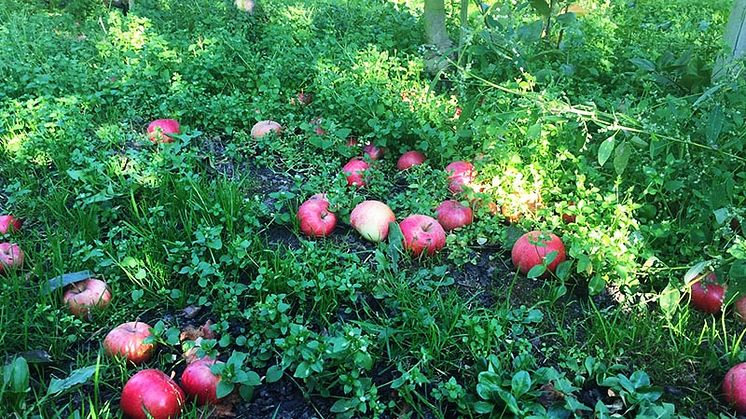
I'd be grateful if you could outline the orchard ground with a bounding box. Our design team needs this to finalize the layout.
[1,0,745,417]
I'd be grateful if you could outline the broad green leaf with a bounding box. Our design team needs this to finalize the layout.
[265,365,283,383]
[714,208,730,225]
[684,261,708,283]
[4,357,30,394]
[556,260,573,280]
[47,365,96,396]
[613,141,631,175]
[629,57,656,72]
[588,275,605,295]
[511,371,531,396]
[42,271,92,295]
[597,136,616,167]
[527,264,546,279]
[529,0,550,17]
[658,282,680,317]
[216,381,235,399]
[705,106,724,145]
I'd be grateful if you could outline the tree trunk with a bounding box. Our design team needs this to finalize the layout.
[424,0,453,73]
[713,0,746,81]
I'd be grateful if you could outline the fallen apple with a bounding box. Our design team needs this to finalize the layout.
[689,273,726,314]
[0,242,24,273]
[297,194,337,237]
[396,151,426,171]
[297,91,313,105]
[147,119,181,144]
[400,215,446,256]
[723,362,746,414]
[436,200,473,231]
[363,144,385,161]
[121,369,185,419]
[342,158,369,188]
[181,358,223,405]
[350,200,396,242]
[103,321,156,365]
[0,215,22,234]
[62,278,112,317]
[736,296,746,323]
[250,120,283,139]
[511,231,567,276]
[445,161,475,194]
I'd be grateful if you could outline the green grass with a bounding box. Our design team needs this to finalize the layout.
[0,0,744,417]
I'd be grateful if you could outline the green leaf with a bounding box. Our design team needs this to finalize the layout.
[705,105,724,145]
[613,141,631,175]
[216,381,235,399]
[684,261,708,283]
[511,371,531,396]
[597,135,616,167]
[629,57,656,72]
[474,401,495,414]
[265,365,284,383]
[588,275,605,295]
[527,264,546,279]
[714,208,730,225]
[556,260,573,280]
[659,282,681,317]
[529,0,550,17]
[42,271,92,295]
[131,289,144,302]
[294,362,312,379]
[4,357,30,394]
[47,365,96,396]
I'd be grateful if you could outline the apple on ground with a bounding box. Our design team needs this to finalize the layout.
[735,296,746,323]
[297,91,313,105]
[62,278,112,317]
[250,120,283,139]
[723,362,746,414]
[400,215,446,256]
[435,200,473,231]
[350,201,396,242]
[342,158,370,188]
[104,321,156,365]
[689,273,726,314]
[363,144,385,161]
[511,231,567,276]
[120,369,185,419]
[181,357,224,405]
[0,243,23,273]
[396,151,426,171]
[147,119,181,144]
[297,194,337,237]
[0,215,22,234]
[445,161,475,194]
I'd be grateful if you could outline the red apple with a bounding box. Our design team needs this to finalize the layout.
[250,120,283,139]
[181,358,223,405]
[104,322,156,365]
[0,215,22,234]
[0,242,23,273]
[363,144,385,160]
[445,161,475,194]
[350,200,396,242]
[346,136,359,148]
[689,273,725,314]
[120,369,185,419]
[723,362,746,414]
[62,278,112,317]
[297,194,337,237]
[309,117,326,135]
[297,92,313,105]
[342,158,369,188]
[147,119,181,144]
[399,215,446,256]
[561,201,577,224]
[397,151,426,170]
[735,296,746,323]
[511,231,567,276]
[436,200,473,231]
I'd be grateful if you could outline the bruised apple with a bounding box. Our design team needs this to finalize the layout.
[297,194,337,237]
[181,358,224,405]
[435,200,473,231]
[350,200,396,242]
[397,151,426,170]
[0,215,22,234]
[120,369,185,419]
[399,215,446,256]
[342,158,369,188]
[511,231,566,276]
[62,278,112,317]
[445,161,475,194]
[250,120,283,139]
[147,119,180,144]
[104,322,156,365]
[689,273,726,314]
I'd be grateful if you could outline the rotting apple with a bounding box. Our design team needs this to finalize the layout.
[297,194,337,237]
[250,120,283,139]
[511,231,567,276]
[181,357,223,405]
[342,158,369,188]
[0,242,23,273]
[723,362,746,414]
[689,273,726,314]
[396,151,426,171]
[400,215,446,256]
[147,119,181,144]
[350,200,396,242]
[62,278,112,318]
[436,200,473,231]
[363,144,385,161]
[103,321,156,365]
[445,161,475,194]
[120,369,185,419]
[0,215,22,234]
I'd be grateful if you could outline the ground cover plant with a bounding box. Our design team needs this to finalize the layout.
[0,0,745,417]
